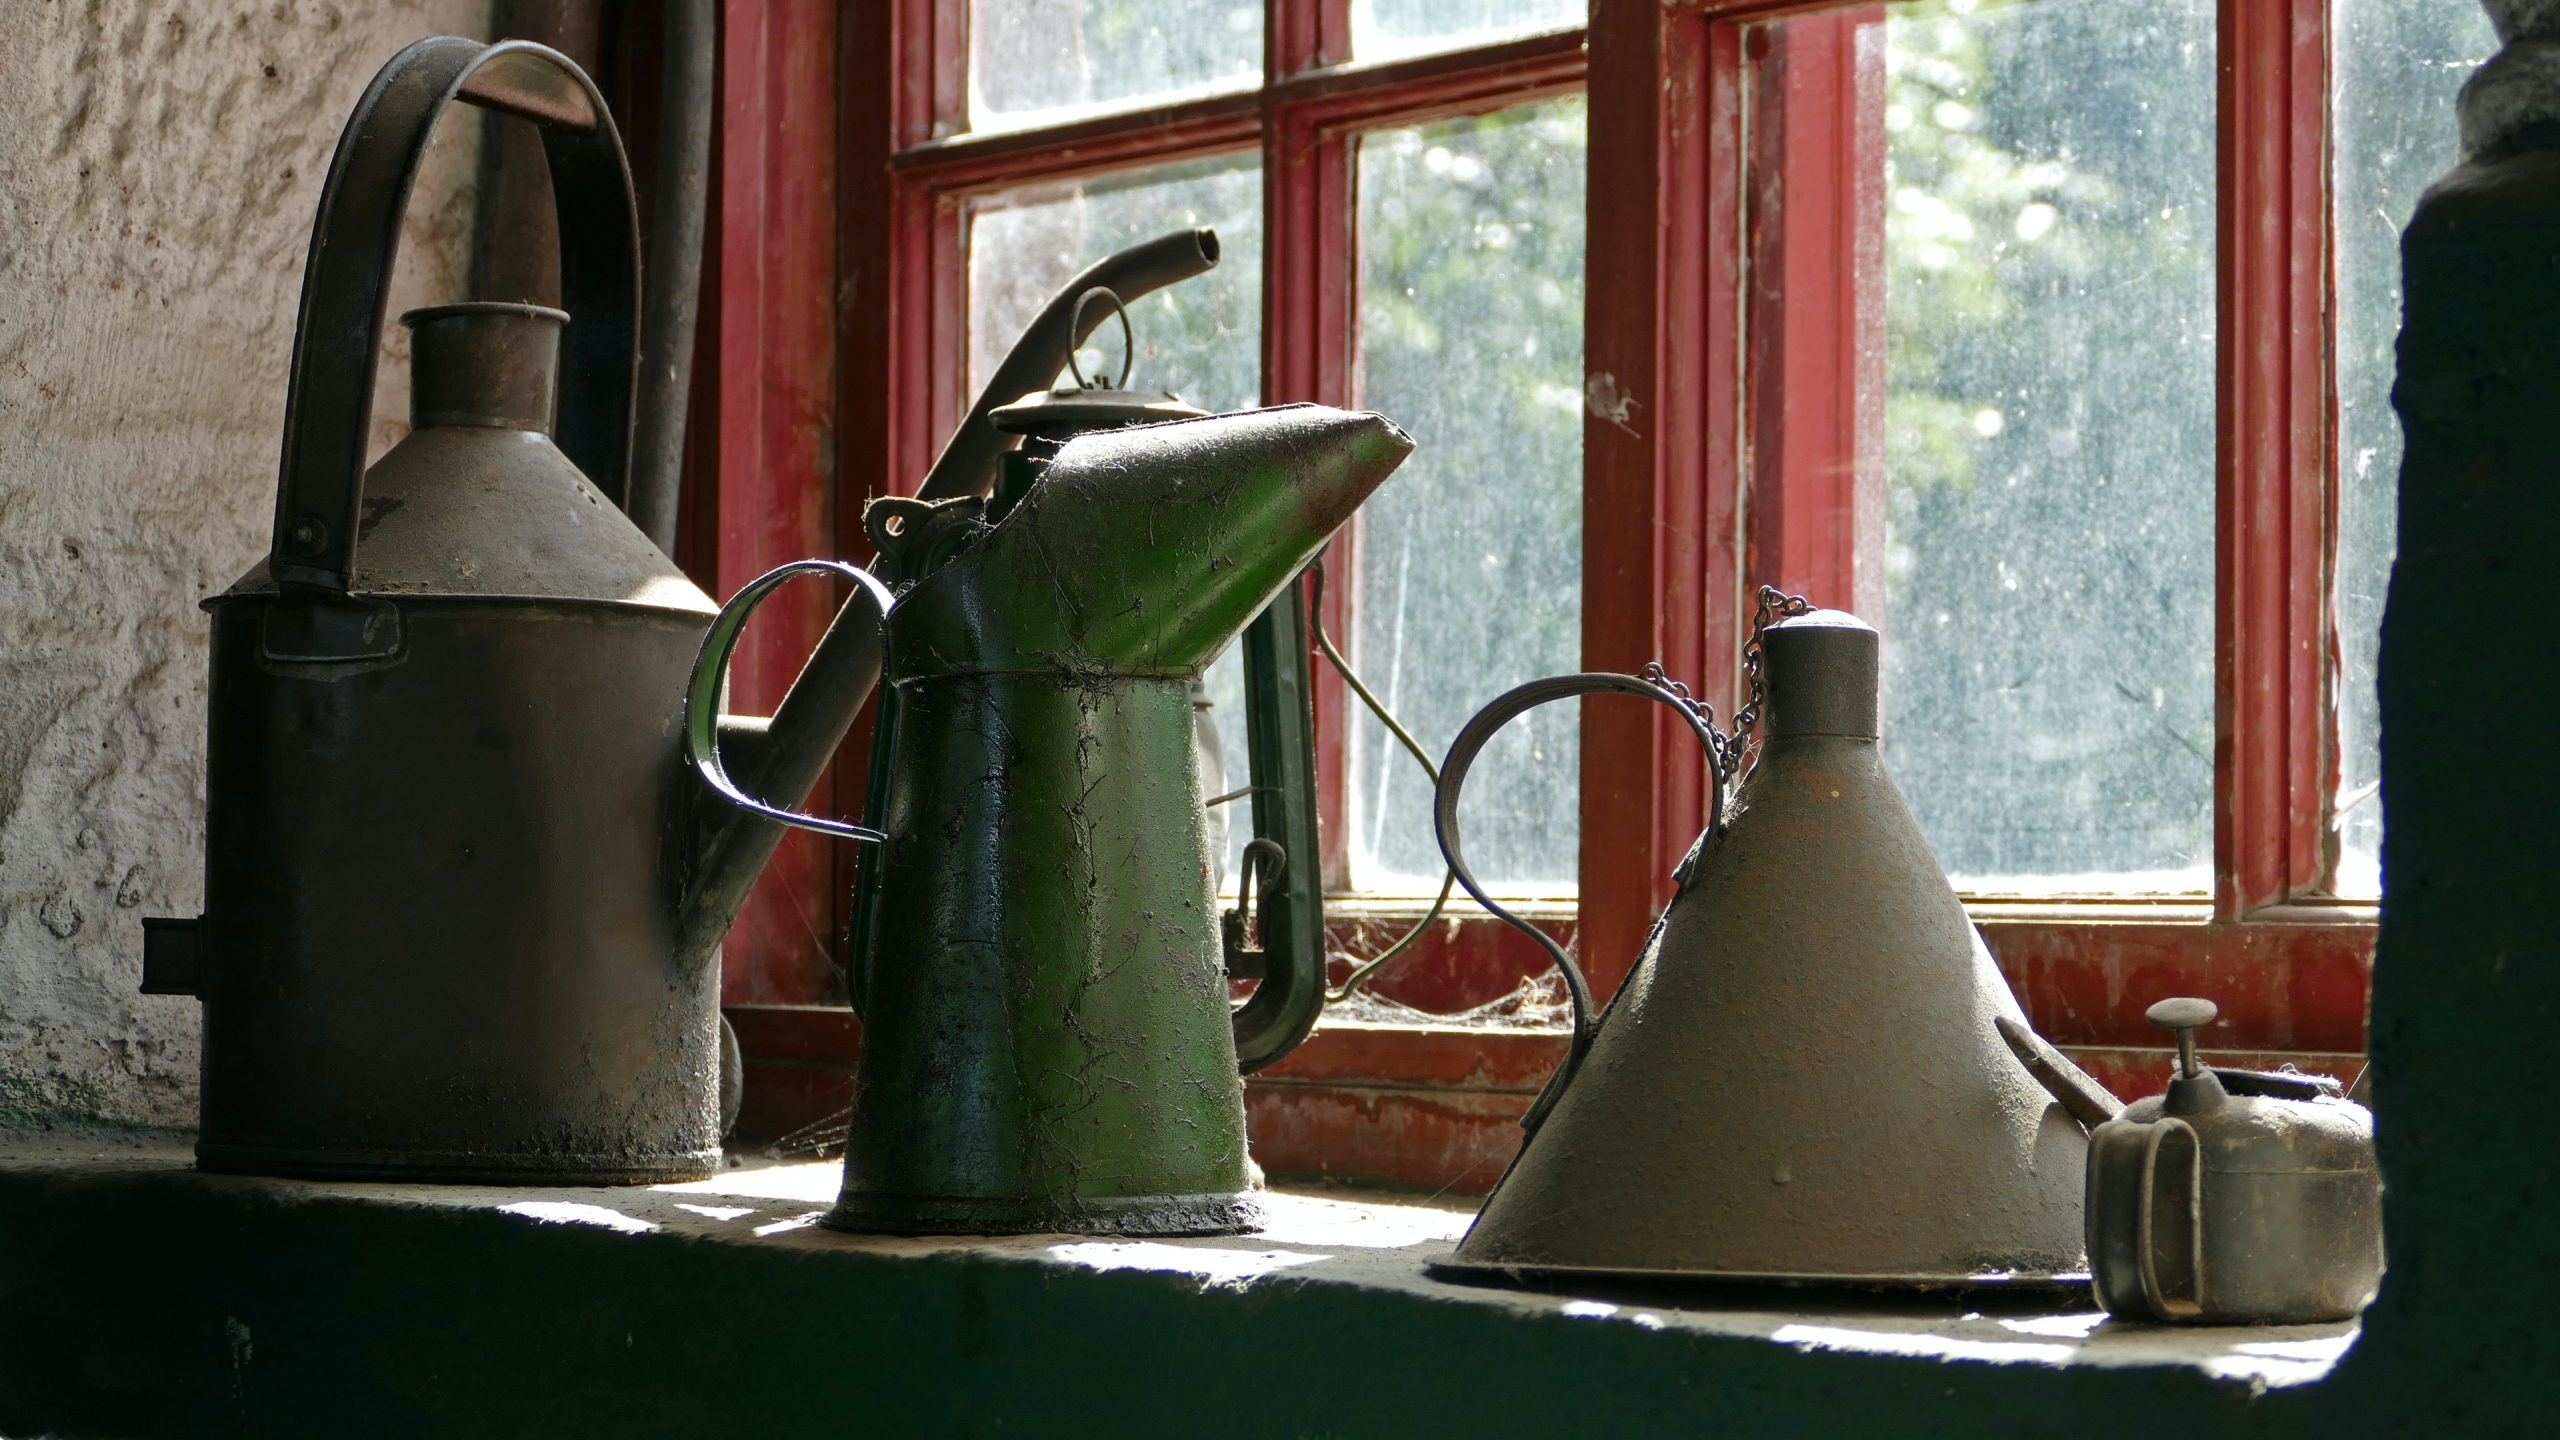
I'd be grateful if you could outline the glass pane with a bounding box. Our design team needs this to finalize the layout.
[1351,97,1586,893]
[967,156,1265,884]
[2332,0,2494,897]
[969,0,1261,133]
[1349,0,1582,65]
[1878,0,2217,893]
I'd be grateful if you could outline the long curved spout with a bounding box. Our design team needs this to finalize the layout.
[912,228,1220,505]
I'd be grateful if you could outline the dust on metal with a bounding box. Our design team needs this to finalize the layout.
[144,39,879,1186]
[1430,602,2094,1287]
[2076,995,2382,1323]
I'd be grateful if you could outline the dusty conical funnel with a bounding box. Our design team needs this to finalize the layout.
[1441,610,2088,1285]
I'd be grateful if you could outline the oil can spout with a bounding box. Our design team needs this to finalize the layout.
[891,404,1413,679]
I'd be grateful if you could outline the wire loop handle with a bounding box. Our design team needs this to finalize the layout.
[684,560,897,842]
[1432,670,1729,1132]
[1064,286,1135,391]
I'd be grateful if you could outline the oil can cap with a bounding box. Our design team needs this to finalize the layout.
[1762,609,1880,740]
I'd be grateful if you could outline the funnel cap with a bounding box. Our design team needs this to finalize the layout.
[1763,609,1879,740]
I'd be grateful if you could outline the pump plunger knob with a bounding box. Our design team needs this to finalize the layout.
[2147,996,2217,1079]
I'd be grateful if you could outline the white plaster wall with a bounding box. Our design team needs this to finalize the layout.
[0,0,495,1125]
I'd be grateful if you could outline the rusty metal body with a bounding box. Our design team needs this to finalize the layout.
[2084,1000,2382,1323]
[1431,610,2089,1285]
[189,586,717,1181]
[139,40,873,1184]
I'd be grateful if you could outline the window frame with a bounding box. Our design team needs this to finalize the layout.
[709,0,2379,1189]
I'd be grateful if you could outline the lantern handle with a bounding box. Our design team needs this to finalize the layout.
[269,37,640,595]
[1432,671,1727,1133]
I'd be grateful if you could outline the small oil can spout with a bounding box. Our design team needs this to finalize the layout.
[1994,1013,2125,1129]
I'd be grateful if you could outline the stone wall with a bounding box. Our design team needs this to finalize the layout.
[0,0,494,1126]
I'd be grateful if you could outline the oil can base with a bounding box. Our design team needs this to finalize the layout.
[822,1190,1261,1237]
[196,1143,726,1187]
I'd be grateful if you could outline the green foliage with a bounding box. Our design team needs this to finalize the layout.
[1875,0,2224,884]
[1347,98,1589,886]
[1883,4,2137,501]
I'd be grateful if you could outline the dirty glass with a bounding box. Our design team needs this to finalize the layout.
[967,156,1266,883]
[968,0,1262,132]
[2332,0,2493,897]
[1349,97,1586,893]
[1876,0,2217,893]
[1349,0,1583,64]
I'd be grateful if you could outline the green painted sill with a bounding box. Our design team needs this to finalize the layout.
[0,1128,2358,1433]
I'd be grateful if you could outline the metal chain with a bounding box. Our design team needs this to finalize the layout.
[1722,583,1812,777]
[1635,583,1811,787]
[1636,659,1723,776]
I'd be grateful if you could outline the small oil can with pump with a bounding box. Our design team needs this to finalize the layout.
[2069,999,2382,1323]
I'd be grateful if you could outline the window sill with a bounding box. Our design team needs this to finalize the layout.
[0,1127,2360,1434]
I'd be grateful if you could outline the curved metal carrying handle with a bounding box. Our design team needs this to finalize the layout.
[1432,673,1727,1132]
[684,561,899,843]
[2135,1117,2206,1320]
[269,37,641,594]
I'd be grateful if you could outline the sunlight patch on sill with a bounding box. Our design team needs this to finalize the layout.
[1776,1322,2077,1367]
[1559,1300,1669,1330]
[1768,1314,2357,1388]
[498,1200,658,1235]
[2199,1334,2358,1388]
[1046,1241,1329,1288]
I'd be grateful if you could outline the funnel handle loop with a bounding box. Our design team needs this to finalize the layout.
[685,561,897,843]
[269,37,641,596]
[1433,673,1726,1132]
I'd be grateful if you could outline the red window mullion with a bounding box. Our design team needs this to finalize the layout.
[1570,2,1732,994]
[914,0,966,145]
[2217,0,2333,917]
[1270,0,1351,77]
[1742,8,1887,624]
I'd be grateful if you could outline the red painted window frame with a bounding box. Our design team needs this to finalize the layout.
[1717,0,2368,1087]
[708,0,2375,1191]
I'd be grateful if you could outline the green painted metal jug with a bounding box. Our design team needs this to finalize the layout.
[687,403,1410,1234]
